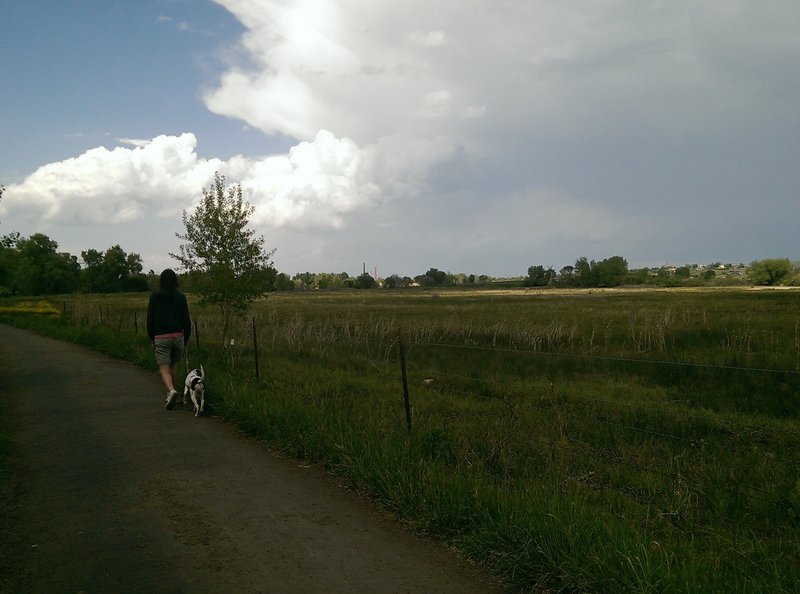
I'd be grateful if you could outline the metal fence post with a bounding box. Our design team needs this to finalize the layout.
[398,330,412,434]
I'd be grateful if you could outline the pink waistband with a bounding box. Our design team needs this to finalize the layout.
[155,332,184,339]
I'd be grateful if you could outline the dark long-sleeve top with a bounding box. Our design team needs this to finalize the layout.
[147,288,192,343]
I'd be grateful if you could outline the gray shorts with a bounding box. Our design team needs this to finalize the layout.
[154,336,185,366]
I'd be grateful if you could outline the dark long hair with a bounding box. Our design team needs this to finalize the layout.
[159,269,179,290]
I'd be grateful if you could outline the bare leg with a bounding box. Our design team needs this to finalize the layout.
[158,364,175,393]
[169,362,179,389]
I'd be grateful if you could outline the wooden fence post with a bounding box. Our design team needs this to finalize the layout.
[252,317,261,382]
[398,330,412,434]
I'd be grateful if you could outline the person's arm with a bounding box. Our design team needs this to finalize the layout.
[181,294,192,345]
[146,294,156,343]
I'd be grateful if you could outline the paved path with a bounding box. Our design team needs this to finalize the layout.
[0,325,500,594]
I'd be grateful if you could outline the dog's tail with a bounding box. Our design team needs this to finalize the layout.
[200,364,205,380]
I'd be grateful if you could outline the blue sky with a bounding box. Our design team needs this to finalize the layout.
[2,0,799,278]
[2,1,287,177]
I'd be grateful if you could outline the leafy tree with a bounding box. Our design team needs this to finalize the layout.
[272,272,294,291]
[289,271,350,290]
[422,268,448,285]
[749,258,793,286]
[0,232,20,294]
[595,256,628,286]
[524,265,555,287]
[122,254,147,291]
[559,266,575,285]
[633,268,650,284]
[81,248,104,292]
[574,256,628,287]
[0,232,19,249]
[172,172,276,345]
[102,245,129,289]
[15,233,80,295]
[383,274,412,289]
[448,272,467,285]
[316,274,332,289]
[355,272,376,289]
[316,272,350,289]
[574,257,593,287]
[81,245,146,292]
[414,274,436,287]
[293,272,315,290]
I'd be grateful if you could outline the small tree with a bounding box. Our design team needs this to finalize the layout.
[172,172,276,345]
[273,272,294,291]
[524,265,555,287]
[749,258,793,286]
[384,274,413,288]
[414,274,436,287]
[355,272,376,289]
[0,231,19,294]
[421,268,448,285]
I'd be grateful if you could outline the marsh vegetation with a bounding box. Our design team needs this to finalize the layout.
[5,286,799,592]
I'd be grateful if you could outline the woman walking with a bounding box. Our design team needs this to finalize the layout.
[147,269,192,409]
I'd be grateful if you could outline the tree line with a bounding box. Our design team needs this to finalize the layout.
[521,256,798,288]
[288,258,798,291]
[0,232,149,296]
[285,268,492,291]
[2,231,795,296]
[1,180,797,297]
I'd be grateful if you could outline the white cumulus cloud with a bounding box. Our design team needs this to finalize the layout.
[1,134,220,225]
[0,130,454,232]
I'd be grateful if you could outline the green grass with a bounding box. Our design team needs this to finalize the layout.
[3,287,799,592]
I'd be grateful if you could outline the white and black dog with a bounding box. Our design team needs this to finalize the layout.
[183,366,205,417]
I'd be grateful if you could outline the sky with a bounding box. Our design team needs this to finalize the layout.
[1,0,799,278]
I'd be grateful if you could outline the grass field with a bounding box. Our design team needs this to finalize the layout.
[3,287,799,592]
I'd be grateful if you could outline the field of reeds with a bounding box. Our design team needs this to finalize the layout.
[3,286,799,592]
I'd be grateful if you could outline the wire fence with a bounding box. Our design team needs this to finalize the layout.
[71,302,800,511]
